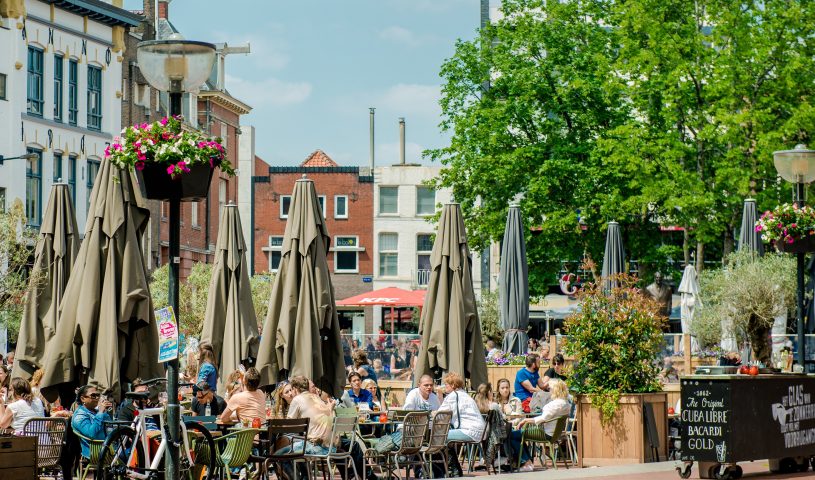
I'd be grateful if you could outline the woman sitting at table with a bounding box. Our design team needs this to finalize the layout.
[509,378,572,472]
[71,385,113,459]
[341,372,374,408]
[0,377,45,434]
[474,382,500,414]
[362,378,387,412]
[353,350,378,383]
[440,372,486,477]
[224,370,244,401]
[495,378,522,418]
[219,368,265,424]
[390,341,414,381]
[272,381,296,417]
[196,343,218,394]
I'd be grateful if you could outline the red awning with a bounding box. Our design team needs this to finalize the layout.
[337,287,426,307]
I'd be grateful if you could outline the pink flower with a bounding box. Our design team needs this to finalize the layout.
[135,161,145,171]
[166,165,175,175]
[160,117,169,126]
[755,225,763,232]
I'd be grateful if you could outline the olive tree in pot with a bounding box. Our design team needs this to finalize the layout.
[691,250,795,367]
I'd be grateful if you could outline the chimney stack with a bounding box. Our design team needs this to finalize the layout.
[399,117,406,165]
[369,108,375,171]
[158,0,169,20]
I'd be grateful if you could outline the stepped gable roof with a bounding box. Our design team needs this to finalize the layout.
[301,150,338,167]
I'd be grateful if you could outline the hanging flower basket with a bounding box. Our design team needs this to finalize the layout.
[756,203,815,253]
[105,116,234,201]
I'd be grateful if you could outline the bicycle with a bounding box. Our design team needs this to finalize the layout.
[98,377,216,480]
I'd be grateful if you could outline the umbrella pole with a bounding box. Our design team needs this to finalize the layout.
[390,306,395,334]
[165,91,183,480]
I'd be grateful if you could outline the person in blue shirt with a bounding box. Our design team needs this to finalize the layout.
[197,343,218,392]
[340,372,373,408]
[71,385,113,458]
[352,350,378,384]
[514,353,546,413]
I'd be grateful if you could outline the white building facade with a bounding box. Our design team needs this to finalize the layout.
[0,0,139,228]
[372,165,494,328]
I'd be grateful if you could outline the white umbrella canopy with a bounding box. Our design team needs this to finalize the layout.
[678,265,701,353]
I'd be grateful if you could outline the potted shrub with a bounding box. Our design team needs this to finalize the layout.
[485,350,527,387]
[563,274,668,466]
[755,203,815,253]
[105,115,234,201]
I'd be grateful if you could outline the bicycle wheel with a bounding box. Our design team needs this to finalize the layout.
[99,426,145,480]
[182,420,216,480]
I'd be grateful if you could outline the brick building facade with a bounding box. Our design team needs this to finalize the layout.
[252,150,374,329]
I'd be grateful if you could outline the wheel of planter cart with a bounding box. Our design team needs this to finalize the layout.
[798,460,809,472]
[779,458,798,473]
[732,465,743,479]
[676,462,692,479]
[713,466,735,480]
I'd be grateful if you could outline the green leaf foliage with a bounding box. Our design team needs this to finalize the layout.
[563,274,665,424]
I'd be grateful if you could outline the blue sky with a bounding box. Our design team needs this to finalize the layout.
[124,0,480,166]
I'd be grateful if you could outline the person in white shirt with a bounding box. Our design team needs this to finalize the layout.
[440,371,486,477]
[486,340,500,360]
[0,377,45,434]
[510,378,572,472]
[403,375,441,411]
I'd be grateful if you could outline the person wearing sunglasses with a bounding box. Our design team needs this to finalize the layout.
[71,385,112,459]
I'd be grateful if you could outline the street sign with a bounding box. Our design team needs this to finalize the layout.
[362,277,372,283]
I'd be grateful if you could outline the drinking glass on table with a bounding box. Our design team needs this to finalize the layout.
[159,391,168,405]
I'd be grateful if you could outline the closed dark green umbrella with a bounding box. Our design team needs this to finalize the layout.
[13,184,80,379]
[39,159,162,402]
[738,198,764,255]
[201,204,259,391]
[601,221,626,290]
[414,203,488,387]
[255,178,345,397]
[499,204,529,355]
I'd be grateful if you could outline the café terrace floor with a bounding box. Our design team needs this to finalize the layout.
[478,460,815,479]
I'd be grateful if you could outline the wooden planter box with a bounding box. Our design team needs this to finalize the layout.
[577,392,668,467]
[486,365,521,387]
[0,435,36,479]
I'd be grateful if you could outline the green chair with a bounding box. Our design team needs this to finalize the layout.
[212,428,261,479]
[517,416,569,470]
[73,428,108,480]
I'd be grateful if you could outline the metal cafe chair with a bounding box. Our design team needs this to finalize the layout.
[261,418,311,480]
[306,416,360,480]
[420,410,453,478]
[365,410,430,480]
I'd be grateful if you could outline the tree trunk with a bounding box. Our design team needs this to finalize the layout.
[696,242,705,274]
[683,229,691,267]
[723,226,735,262]
[748,314,772,366]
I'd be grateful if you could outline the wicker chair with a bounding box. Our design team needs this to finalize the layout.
[517,415,569,469]
[365,410,429,480]
[420,410,452,478]
[22,417,67,479]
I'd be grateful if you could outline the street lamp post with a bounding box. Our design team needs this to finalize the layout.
[0,152,39,165]
[773,144,815,370]
[137,35,215,480]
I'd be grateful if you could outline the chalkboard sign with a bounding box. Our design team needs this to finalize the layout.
[681,379,731,462]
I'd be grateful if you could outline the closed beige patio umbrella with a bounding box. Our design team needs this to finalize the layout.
[414,203,488,387]
[39,159,162,402]
[200,204,259,391]
[13,183,80,379]
[255,178,345,397]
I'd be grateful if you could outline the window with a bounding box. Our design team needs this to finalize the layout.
[67,155,77,205]
[416,186,436,216]
[54,55,63,121]
[27,47,44,116]
[334,236,359,273]
[191,202,199,227]
[379,186,398,214]
[417,234,433,287]
[334,195,348,219]
[318,195,326,218]
[264,236,284,272]
[379,233,398,277]
[280,195,292,218]
[68,60,78,125]
[220,121,228,152]
[26,149,42,226]
[86,159,100,213]
[0,73,6,100]
[87,66,102,130]
[53,153,62,182]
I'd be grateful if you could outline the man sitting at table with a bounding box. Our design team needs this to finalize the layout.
[341,372,374,408]
[514,353,546,413]
[403,374,440,411]
[219,367,265,424]
[192,381,226,417]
